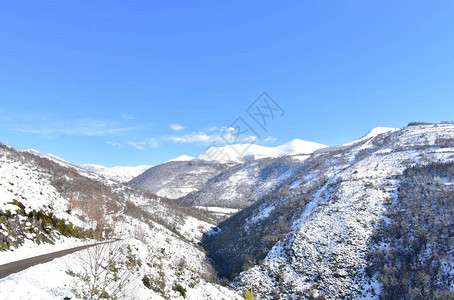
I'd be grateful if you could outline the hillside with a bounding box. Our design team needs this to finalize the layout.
[129,160,232,199]
[181,156,310,208]
[2,124,454,299]
[0,143,241,299]
[203,123,454,299]
[79,164,152,182]
[130,139,326,205]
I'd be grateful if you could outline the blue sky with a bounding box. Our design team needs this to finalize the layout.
[1,1,454,166]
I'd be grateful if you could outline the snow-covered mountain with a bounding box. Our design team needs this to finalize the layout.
[3,123,454,299]
[195,139,327,164]
[23,149,98,178]
[0,143,242,299]
[24,149,73,166]
[24,149,152,183]
[204,123,454,299]
[80,164,152,182]
[343,126,398,146]
[181,156,309,208]
[131,139,327,200]
[166,154,195,163]
[129,161,231,199]
[178,128,406,209]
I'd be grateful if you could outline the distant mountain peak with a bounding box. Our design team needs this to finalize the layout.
[343,127,399,146]
[195,139,327,164]
[79,164,152,182]
[166,155,195,163]
[364,127,399,138]
[275,139,328,154]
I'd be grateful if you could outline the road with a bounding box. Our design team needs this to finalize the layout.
[0,240,116,279]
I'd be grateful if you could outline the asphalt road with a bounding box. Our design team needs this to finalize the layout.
[0,240,116,279]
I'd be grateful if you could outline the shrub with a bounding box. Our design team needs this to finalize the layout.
[142,275,152,289]
[172,283,187,298]
[142,271,166,296]
[69,242,135,299]
[1,203,84,251]
[407,122,433,126]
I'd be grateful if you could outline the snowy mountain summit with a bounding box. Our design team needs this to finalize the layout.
[195,139,327,163]
[343,126,399,146]
[166,154,195,163]
[79,164,153,182]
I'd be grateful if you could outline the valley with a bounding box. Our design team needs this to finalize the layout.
[0,123,453,299]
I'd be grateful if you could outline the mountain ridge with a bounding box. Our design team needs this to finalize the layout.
[2,123,454,299]
[129,127,397,203]
[79,164,153,182]
[195,139,327,164]
[204,123,454,299]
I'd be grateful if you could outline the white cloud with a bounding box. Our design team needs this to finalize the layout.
[240,136,260,143]
[126,141,147,151]
[220,132,257,144]
[169,123,185,131]
[0,107,138,137]
[76,120,132,136]
[15,119,134,137]
[147,138,160,148]
[2,109,161,150]
[204,125,219,132]
[168,133,212,144]
[168,126,260,145]
[109,138,160,150]
[121,114,134,120]
[263,136,278,142]
[106,141,123,147]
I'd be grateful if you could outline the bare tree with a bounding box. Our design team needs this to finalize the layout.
[68,241,138,299]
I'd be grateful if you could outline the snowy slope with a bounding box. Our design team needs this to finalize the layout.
[21,149,118,186]
[343,126,398,146]
[24,149,152,183]
[129,161,231,199]
[181,156,309,208]
[203,123,454,299]
[195,139,327,163]
[167,154,195,163]
[80,164,152,182]
[0,143,242,299]
[24,149,72,166]
[3,124,453,299]
[129,139,326,200]
[1,148,88,229]
[23,149,97,178]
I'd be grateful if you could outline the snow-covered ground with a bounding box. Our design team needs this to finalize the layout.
[233,124,454,299]
[0,149,86,228]
[0,237,241,300]
[194,206,240,215]
[2,124,454,299]
[194,206,240,218]
[79,164,152,182]
[0,144,243,299]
